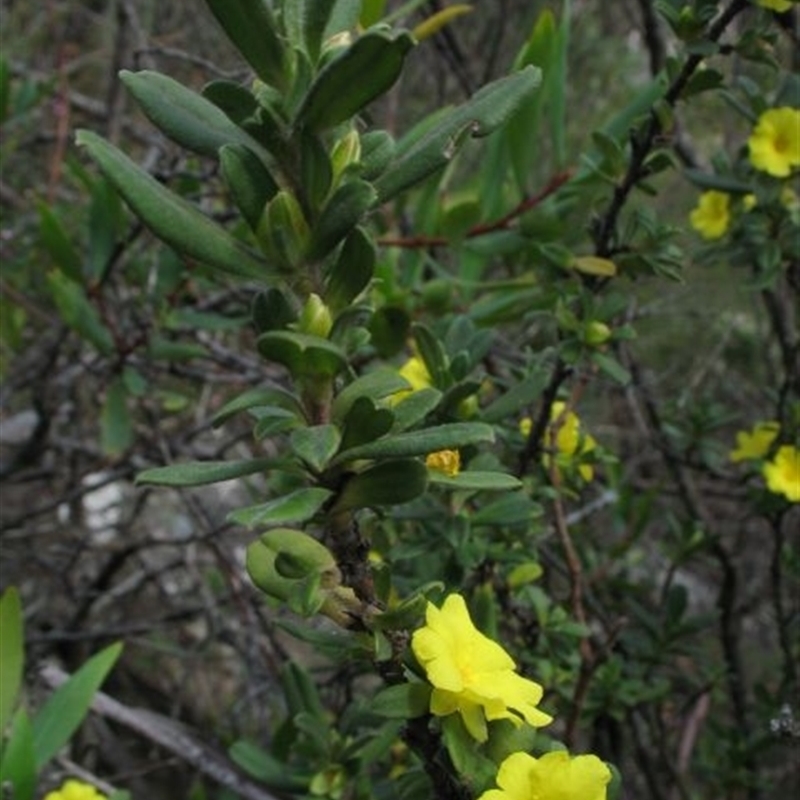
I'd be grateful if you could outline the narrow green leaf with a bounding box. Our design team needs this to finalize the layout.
[0,588,23,733]
[333,459,428,511]
[204,0,286,89]
[0,708,36,800]
[45,270,114,354]
[32,642,122,769]
[308,179,377,261]
[369,683,431,719]
[220,144,279,231]
[332,368,408,422]
[590,351,631,385]
[472,494,542,526]
[302,0,339,62]
[228,488,333,528]
[100,377,134,457]
[376,66,541,201]
[212,386,303,427]
[333,422,494,465]
[136,457,279,487]
[294,30,415,131]
[482,369,549,423]
[202,80,258,124]
[428,470,522,491]
[121,71,270,161]
[290,425,342,473]
[683,169,753,195]
[38,203,82,282]
[391,387,442,431]
[324,226,376,311]
[229,740,311,791]
[75,130,268,280]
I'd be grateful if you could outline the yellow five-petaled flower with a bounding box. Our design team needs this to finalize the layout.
[43,780,108,800]
[425,448,461,476]
[763,445,800,503]
[729,421,779,462]
[748,107,800,178]
[477,750,612,800]
[411,594,552,742]
[689,191,731,239]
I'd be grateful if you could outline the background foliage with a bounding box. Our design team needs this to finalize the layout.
[1,1,798,799]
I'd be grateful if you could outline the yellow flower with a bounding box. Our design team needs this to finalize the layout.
[780,186,799,211]
[411,594,552,742]
[477,750,612,800]
[743,193,757,211]
[544,401,597,482]
[43,780,108,800]
[519,417,532,437]
[425,449,461,476]
[689,191,731,239]
[763,445,800,502]
[389,356,432,405]
[729,421,779,462]
[748,107,800,178]
[755,0,793,11]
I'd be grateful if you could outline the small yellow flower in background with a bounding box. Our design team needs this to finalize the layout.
[43,780,108,800]
[748,107,800,178]
[411,594,552,742]
[425,448,461,476]
[389,356,432,405]
[763,445,800,502]
[544,401,597,482]
[743,193,758,211]
[689,191,731,239]
[477,750,612,800]
[729,421,779,462]
[519,417,532,437]
[755,0,794,12]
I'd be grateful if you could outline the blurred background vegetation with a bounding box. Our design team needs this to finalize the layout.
[1,1,798,799]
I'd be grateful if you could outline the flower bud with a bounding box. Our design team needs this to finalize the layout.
[585,321,612,346]
[297,293,333,338]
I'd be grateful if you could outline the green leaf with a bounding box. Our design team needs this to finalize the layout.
[220,144,279,231]
[212,386,303,427]
[332,368,408,422]
[334,422,494,464]
[100,377,134,457]
[412,322,450,389]
[428,470,522,491]
[375,66,541,201]
[590,351,631,385]
[32,642,122,769]
[291,425,342,472]
[369,683,431,719]
[359,130,395,180]
[308,179,377,261]
[202,80,258,124]
[333,459,428,511]
[38,203,82,282]
[75,130,268,280]
[0,588,24,733]
[683,168,754,195]
[472,494,542,526]
[204,0,286,89]
[136,457,280,487]
[121,71,270,161]
[300,131,333,213]
[0,708,36,800]
[482,369,549,423]
[294,29,415,131]
[340,397,394,450]
[324,227,376,311]
[88,177,122,281]
[229,488,333,528]
[257,331,347,378]
[229,740,311,791]
[252,287,298,333]
[45,270,114,354]
[301,0,339,62]
[441,714,497,789]
[391,387,442,431]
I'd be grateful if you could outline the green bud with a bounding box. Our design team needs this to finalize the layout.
[330,129,361,184]
[257,190,310,272]
[297,293,333,338]
[584,321,612,346]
